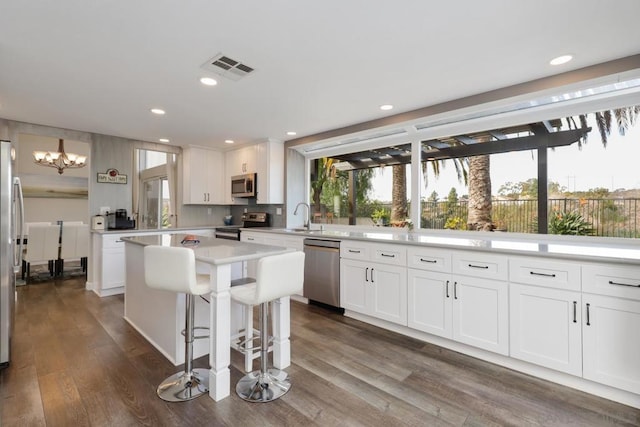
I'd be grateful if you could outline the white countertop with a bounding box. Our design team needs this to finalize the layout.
[91,225,218,235]
[122,233,292,265]
[242,227,640,264]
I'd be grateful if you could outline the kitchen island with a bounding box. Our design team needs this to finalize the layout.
[122,232,293,401]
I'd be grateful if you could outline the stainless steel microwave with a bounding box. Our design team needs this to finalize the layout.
[231,173,256,197]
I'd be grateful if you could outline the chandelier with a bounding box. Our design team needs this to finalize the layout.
[33,138,87,174]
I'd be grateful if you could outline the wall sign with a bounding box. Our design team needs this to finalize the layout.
[97,168,127,184]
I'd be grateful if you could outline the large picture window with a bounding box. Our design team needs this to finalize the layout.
[309,104,640,238]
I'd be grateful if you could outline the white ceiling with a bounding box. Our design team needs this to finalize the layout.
[1,1,640,150]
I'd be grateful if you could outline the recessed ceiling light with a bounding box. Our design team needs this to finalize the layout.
[225,139,234,144]
[159,138,170,143]
[200,77,218,86]
[550,55,573,66]
[286,131,297,136]
[380,104,394,111]
[150,108,166,115]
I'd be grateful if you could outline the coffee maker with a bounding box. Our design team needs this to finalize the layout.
[107,209,136,230]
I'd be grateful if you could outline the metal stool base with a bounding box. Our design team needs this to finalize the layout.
[157,368,209,402]
[236,368,291,402]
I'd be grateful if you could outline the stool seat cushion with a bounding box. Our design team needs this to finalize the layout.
[230,251,304,306]
[144,246,211,296]
[229,283,257,306]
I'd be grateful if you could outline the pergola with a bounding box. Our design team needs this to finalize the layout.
[323,120,592,232]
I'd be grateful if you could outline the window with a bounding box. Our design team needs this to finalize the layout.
[136,149,173,229]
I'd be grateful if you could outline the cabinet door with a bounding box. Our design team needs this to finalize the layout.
[370,263,407,325]
[452,275,509,355]
[510,284,582,376]
[340,259,368,314]
[205,150,224,204]
[408,269,452,338]
[184,149,209,204]
[583,294,640,395]
[102,247,125,289]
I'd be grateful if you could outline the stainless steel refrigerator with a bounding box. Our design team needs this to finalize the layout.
[1,140,24,368]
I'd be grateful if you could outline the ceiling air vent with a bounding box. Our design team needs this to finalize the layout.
[201,53,255,81]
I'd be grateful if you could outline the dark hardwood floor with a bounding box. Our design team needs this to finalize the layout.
[1,275,639,426]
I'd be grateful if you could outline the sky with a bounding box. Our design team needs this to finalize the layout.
[369,114,640,201]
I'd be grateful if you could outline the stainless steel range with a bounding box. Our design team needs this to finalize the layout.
[214,212,271,241]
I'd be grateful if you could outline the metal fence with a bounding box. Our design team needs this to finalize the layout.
[419,198,640,238]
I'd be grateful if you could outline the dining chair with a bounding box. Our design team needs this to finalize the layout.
[22,224,60,282]
[60,224,89,274]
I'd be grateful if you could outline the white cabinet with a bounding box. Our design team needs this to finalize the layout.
[101,235,126,291]
[183,146,224,204]
[408,269,452,338]
[408,248,508,355]
[508,256,583,375]
[340,242,407,325]
[240,231,303,280]
[582,263,640,395]
[224,140,283,204]
[452,274,509,355]
[509,283,582,376]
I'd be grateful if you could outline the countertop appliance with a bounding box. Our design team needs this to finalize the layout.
[214,212,271,241]
[303,238,341,308]
[1,140,24,368]
[107,209,136,230]
[231,173,256,198]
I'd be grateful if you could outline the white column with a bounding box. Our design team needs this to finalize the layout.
[271,295,291,369]
[208,263,232,401]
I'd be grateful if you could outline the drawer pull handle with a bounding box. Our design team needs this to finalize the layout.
[348,249,361,253]
[115,240,124,243]
[446,280,450,298]
[468,264,488,269]
[608,280,640,288]
[573,301,577,323]
[381,253,395,258]
[530,271,556,278]
[420,258,437,263]
[247,237,255,241]
[586,303,591,326]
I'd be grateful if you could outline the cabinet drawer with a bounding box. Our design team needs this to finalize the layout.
[372,244,406,266]
[452,251,507,281]
[340,242,370,260]
[407,246,451,273]
[583,263,640,301]
[241,233,264,244]
[102,234,126,249]
[509,257,581,291]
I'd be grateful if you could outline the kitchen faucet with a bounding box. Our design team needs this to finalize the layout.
[293,202,311,230]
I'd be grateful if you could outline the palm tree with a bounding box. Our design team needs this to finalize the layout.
[464,105,640,233]
[391,165,407,223]
[467,155,493,230]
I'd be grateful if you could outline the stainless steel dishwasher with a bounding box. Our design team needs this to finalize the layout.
[303,238,340,308]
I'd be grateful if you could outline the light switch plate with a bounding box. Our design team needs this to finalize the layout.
[276,207,282,215]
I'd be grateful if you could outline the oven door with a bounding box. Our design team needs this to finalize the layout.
[215,228,240,240]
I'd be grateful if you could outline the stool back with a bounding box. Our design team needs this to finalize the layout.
[254,251,305,305]
[144,246,210,295]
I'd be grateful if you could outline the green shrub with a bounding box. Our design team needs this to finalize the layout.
[548,210,594,235]
[444,216,466,230]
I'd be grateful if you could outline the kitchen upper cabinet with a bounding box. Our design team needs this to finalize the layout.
[341,242,407,325]
[224,140,283,204]
[183,146,224,205]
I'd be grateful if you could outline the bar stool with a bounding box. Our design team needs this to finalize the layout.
[144,245,210,402]
[230,251,305,402]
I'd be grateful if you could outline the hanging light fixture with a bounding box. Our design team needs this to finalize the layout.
[33,138,87,174]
